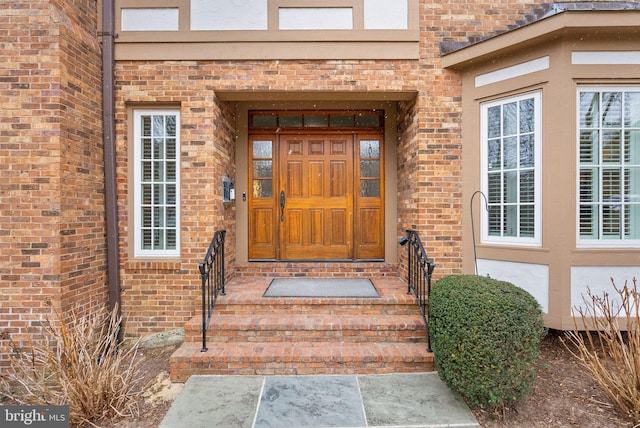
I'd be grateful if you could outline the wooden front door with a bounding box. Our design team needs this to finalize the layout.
[248,129,384,261]
[279,135,353,260]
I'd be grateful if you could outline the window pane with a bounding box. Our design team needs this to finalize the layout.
[360,180,380,198]
[580,92,599,128]
[166,229,177,250]
[166,161,176,181]
[625,92,640,127]
[519,98,535,133]
[166,115,176,136]
[488,139,501,171]
[580,130,599,165]
[504,171,517,203]
[360,160,380,178]
[504,205,517,237]
[280,115,303,127]
[166,207,176,227]
[154,138,164,159]
[142,206,152,227]
[487,173,501,204]
[625,130,640,164]
[142,138,152,159]
[488,106,501,138]
[153,116,164,136]
[602,130,622,164]
[360,140,380,159]
[503,137,517,169]
[579,169,599,203]
[520,205,535,237]
[488,208,501,236]
[602,92,622,128]
[520,170,535,203]
[142,116,152,136]
[579,204,598,239]
[166,184,176,205]
[330,115,354,127]
[142,184,152,205]
[305,115,328,127]
[166,139,176,159]
[253,140,272,158]
[154,161,164,181]
[253,114,277,128]
[355,114,380,127]
[520,134,535,168]
[253,160,272,178]
[253,180,272,198]
[142,229,152,249]
[503,102,517,136]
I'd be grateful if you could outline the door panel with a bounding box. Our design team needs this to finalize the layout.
[279,135,353,260]
[248,131,384,261]
[355,135,384,259]
[248,136,277,259]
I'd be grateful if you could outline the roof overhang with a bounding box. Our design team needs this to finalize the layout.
[442,9,640,70]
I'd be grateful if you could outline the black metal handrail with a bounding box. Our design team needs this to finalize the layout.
[198,230,226,352]
[400,229,436,352]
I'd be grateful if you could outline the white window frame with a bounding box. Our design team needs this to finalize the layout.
[133,109,181,257]
[480,91,542,246]
[576,86,640,248]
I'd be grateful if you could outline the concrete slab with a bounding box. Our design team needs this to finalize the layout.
[254,375,366,428]
[159,375,263,428]
[358,373,480,427]
[160,373,480,428]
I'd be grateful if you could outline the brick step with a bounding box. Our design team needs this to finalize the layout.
[183,314,427,343]
[170,342,434,382]
[213,300,419,316]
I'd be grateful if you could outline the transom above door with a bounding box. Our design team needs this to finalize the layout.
[248,111,385,261]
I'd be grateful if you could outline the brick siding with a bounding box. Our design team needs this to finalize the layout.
[3,0,627,346]
[0,0,105,366]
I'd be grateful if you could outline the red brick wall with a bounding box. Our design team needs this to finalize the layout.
[115,79,237,335]
[112,0,564,336]
[0,0,105,365]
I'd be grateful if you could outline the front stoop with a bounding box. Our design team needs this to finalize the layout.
[170,276,434,382]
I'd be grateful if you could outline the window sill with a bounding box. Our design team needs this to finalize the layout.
[125,259,182,271]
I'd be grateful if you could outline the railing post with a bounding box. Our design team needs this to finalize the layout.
[199,262,208,352]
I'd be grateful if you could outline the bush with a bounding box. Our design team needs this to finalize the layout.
[429,274,544,410]
[0,301,142,425]
[564,278,640,424]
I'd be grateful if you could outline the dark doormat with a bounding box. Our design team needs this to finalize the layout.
[263,278,380,298]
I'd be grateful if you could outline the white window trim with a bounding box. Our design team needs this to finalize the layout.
[576,85,640,248]
[480,91,543,246]
[133,109,181,258]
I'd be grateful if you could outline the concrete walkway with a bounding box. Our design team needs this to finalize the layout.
[160,372,480,428]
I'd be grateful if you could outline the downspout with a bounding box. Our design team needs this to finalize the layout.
[101,0,121,313]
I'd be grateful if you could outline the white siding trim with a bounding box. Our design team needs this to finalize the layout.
[477,259,549,313]
[571,266,640,314]
[121,8,179,32]
[475,56,549,88]
[572,51,640,65]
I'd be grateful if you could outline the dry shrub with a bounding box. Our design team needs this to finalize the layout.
[563,277,640,424]
[0,302,142,426]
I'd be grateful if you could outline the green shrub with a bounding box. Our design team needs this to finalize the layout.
[429,274,544,410]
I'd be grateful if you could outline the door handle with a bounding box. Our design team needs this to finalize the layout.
[280,190,286,222]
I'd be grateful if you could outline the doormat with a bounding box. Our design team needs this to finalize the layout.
[263,278,380,298]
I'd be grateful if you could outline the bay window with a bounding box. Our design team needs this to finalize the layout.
[578,87,640,245]
[481,92,542,245]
